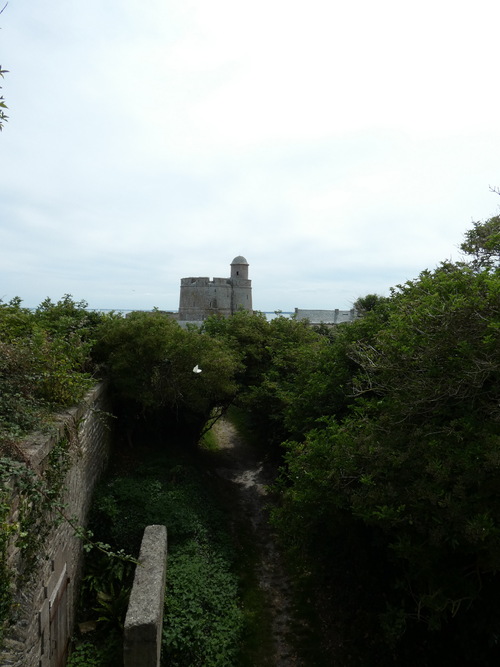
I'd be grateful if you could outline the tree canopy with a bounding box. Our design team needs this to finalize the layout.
[93,310,241,443]
[460,214,500,272]
[267,216,500,664]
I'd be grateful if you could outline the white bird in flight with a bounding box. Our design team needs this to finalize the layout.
[193,365,202,374]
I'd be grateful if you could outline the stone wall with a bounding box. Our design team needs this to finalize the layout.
[231,278,252,314]
[179,277,233,320]
[0,383,112,667]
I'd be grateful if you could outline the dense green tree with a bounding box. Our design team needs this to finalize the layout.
[353,292,389,314]
[280,304,391,439]
[0,297,36,341]
[204,311,324,448]
[271,218,500,664]
[202,310,271,389]
[93,311,240,443]
[34,294,104,340]
[460,215,500,272]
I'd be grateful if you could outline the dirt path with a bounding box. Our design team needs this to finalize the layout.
[211,416,303,667]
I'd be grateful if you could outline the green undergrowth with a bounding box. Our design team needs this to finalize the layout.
[231,508,275,667]
[69,443,243,666]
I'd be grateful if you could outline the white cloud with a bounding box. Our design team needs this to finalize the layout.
[1,0,500,312]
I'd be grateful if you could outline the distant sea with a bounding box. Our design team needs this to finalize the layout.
[94,310,293,321]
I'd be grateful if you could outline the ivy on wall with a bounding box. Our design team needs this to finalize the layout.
[0,428,74,640]
[0,296,107,644]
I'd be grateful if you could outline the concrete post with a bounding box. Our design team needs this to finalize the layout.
[124,525,168,667]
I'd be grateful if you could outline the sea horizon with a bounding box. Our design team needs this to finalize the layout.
[92,309,294,320]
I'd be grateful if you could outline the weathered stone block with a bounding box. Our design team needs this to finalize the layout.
[124,525,168,667]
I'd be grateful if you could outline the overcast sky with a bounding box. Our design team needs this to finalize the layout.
[1,0,499,312]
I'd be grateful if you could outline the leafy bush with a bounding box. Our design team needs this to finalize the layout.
[67,640,105,667]
[0,339,44,441]
[0,296,103,446]
[164,541,242,667]
[67,636,122,667]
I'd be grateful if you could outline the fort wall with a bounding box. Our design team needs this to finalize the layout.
[178,256,252,321]
[0,384,112,667]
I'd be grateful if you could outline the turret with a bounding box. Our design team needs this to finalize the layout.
[230,256,252,313]
[230,256,249,282]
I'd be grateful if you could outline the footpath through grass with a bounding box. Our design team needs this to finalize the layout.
[217,408,335,667]
[69,409,331,666]
[200,411,276,666]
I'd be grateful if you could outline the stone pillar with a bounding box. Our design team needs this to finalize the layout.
[124,525,168,667]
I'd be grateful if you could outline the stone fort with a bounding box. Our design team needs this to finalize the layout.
[178,255,253,321]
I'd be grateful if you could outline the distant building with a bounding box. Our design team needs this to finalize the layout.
[294,308,358,325]
[178,256,253,322]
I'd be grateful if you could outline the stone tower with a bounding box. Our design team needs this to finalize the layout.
[178,256,252,321]
[230,255,252,314]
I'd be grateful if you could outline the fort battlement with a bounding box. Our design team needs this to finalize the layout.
[178,256,252,321]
